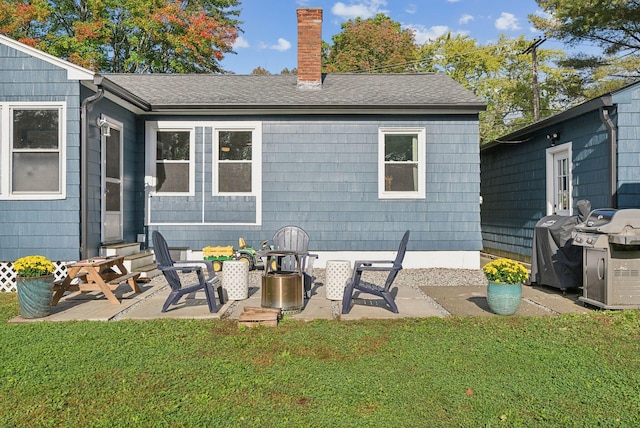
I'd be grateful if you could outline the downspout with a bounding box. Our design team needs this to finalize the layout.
[79,75,104,260]
[599,108,617,208]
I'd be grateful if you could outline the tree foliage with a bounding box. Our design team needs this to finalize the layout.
[417,34,583,143]
[531,0,640,96]
[0,0,241,73]
[531,0,640,55]
[323,14,416,73]
[250,66,270,75]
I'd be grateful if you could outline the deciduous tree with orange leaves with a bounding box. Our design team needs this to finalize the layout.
[0,0,241,73]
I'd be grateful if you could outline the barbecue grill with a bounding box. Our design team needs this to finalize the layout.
[572,208,640,309]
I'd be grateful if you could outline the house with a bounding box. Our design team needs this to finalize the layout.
[0,7,485,284]
[480,81,640,261]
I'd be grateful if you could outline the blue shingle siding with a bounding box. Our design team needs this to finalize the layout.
[480,86,640,259]
[0,44,82,261]
[613,86,640,209]
[150,115,482,254]
[480,112,613,258]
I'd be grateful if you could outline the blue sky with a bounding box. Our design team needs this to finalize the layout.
[220,0,595,74]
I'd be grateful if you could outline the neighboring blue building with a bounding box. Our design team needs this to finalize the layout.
[480,81,640,261]
[0,8,486,270]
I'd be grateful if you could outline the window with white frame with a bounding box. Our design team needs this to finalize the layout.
[378,128,426,199]
[154,129,193,194]
[0,103,66,199]
[214,129,254,194]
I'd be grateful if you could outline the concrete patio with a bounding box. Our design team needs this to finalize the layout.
[8,267,592,323]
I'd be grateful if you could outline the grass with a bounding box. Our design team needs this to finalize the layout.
[1,292,640,427]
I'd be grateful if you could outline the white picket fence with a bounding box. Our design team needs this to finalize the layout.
[0,261,69,292]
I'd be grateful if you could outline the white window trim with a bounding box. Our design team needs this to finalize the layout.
[213,124,262,197]
[0,102,67,200]
[145,121,263,227]
[378,127,426,199]
[546,141,573,216]
[145,121,196,196]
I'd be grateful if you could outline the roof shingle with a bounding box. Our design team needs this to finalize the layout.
[101,73,485,111]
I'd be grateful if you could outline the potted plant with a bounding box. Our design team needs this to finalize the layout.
[12,255,56,318]
[483,258,529,315]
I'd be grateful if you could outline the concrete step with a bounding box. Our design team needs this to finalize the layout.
[101,242,140,258]
[124,251,155,271]
[133,263,161,280]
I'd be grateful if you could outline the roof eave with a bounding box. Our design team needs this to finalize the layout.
[98,75,151,111]
[483,95,614,151]
[143,103,487,115]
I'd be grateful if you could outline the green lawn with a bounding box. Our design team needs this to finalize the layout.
[1,292,639,427]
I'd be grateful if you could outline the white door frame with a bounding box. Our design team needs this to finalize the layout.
[546,141,573,216]
[100,115,124,244]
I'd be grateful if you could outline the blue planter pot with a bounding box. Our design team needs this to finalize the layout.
[16,275,54,318]
[486,280,522,315]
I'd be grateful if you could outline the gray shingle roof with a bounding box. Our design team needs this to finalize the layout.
[101,73,485,112]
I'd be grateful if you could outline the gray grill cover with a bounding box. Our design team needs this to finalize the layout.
[531,215,582,289]
[530,208,587,290]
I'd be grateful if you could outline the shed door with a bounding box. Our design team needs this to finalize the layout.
[102,121,123,244]
[546,142,572,216]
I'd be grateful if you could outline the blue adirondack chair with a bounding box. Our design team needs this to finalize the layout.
[153,231,225,313]
[341,230,410,314]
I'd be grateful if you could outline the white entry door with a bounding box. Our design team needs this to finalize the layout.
[546,142,572,216]
[102,118,123,243]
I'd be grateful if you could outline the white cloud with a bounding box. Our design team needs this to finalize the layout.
[459,14,474,24]
[447,0,461,2]
[331,0,389,20]
[404,3,417,14]
[269,38,292,52]
[495,12,521,31]
[232,35,249,49]
[406,24,453,44]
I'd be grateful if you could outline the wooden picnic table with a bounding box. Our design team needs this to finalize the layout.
[52,256,140,305]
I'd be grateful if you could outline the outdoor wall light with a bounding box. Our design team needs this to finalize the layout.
[546,132,560,143]
[97,117,111,137]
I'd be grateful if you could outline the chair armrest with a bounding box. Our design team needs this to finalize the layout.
[158,265,201,274]
[354,260,396,272]
[354,260,394,267]
[174,260,216,278]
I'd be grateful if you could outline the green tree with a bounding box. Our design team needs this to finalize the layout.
[323,14,416,73]
[251,66,270,75]
[531,0,640,55]
[0,0,241,73]
[531,0,640,95]
[417,34,582,143]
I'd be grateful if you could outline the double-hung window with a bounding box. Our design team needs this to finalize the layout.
[0,103,66,199]
[215,130,253,194]
[153,129,194,194]
[378,128,426,199]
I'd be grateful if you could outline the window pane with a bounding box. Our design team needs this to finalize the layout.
[157,131,190,160]
[385,134,416,161]
[219,131,252,161]
[106,129,120,179]
[156,163,189,192]
[13,109,59,149]
[219,163,251,192]
[106,181,120,211]
[385,164,417,192]
[12,153,60,192]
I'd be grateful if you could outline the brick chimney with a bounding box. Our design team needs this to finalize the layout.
[297,7,323,89]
